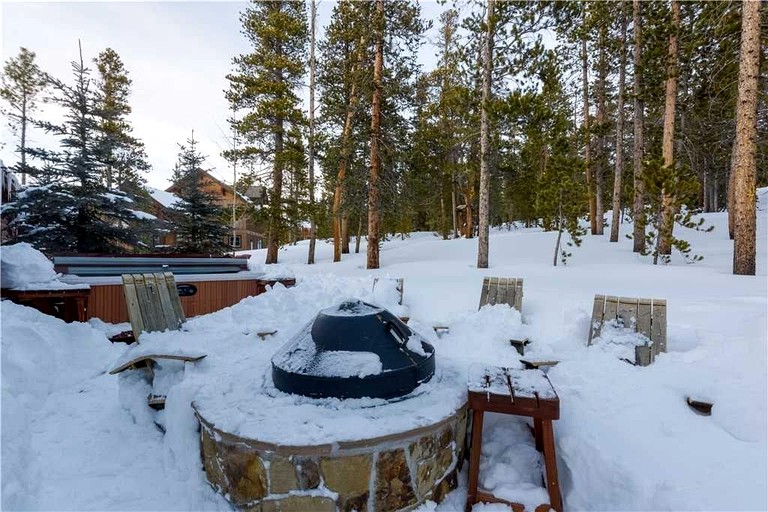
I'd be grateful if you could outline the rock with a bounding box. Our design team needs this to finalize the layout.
[200,426,268,505]
[260,495,336,512]
[294,457,321,490]
[320,454,372,496]
[269,456,298,494]
[339,491,369,512]
[374,449,416,510]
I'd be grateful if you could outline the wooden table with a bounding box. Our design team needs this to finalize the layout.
[1,287,90,323]
[466,364,562,512]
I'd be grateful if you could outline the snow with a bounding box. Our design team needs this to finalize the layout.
[1,201,766,511]
[101,191,133,203]
[0,243,88,290]
[129,209,157,221]
[590,318,652,361]
[148,187,182,208]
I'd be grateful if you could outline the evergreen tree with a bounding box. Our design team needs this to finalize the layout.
[2,44,139,253]
[93,48,149,189]
[167,135,229,255]
[226,0,308,265]
[0,47,47,185]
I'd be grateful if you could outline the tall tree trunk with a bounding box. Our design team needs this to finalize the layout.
[632,0,646,253]
[332,38,364,263]
[451,171,458,238]
[477,0,495,269]
[595,19,608,236]
[355,215,362,253]
[307,0,317,264]
[366,0,384,270]
[611,1,628,243]
[732,0,761,275]
[440,181,448,239]
[266,119,283,264]
[341,213,350,253]
[582,24,596,235]
[657,0,680,257]
[20,96,27,185]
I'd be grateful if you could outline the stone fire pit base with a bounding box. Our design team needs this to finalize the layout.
[195,404,468,511]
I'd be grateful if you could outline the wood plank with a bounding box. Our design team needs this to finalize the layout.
[109,353,207,375]
[617,297,639,329]
[154,272,180,331]
[478,277,490,309]
[122,274,145,338]
[604,295,619,324]
[164,272,185,323]
[141,273,165,333]
[396,278,404,305]
[496,278,509,307]
[514,278,524,312]
[636,298,652,340]
[588,294,606,345]
[488,277,500,306]
[651,299,667,355]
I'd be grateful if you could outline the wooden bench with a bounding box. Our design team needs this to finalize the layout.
[110,272,205,409]
[53,255,249,277]
[588,294,667,366]
[479,277,524,313]
[466,364,562,512]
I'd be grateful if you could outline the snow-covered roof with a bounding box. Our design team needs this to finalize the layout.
[149,188,182,208]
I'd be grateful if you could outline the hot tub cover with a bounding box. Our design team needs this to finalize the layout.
[271,300,435,399]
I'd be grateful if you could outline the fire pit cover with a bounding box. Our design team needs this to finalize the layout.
[271,300,435,399]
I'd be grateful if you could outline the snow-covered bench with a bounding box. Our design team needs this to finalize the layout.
[588,295,667,366]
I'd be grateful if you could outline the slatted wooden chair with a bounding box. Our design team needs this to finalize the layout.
[588,294,667,366]
[109,272,206,409]
[479,277,524,313]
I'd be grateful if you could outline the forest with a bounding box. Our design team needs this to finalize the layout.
[1,0,765,275]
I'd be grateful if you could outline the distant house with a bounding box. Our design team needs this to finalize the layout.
[146,172,268,252]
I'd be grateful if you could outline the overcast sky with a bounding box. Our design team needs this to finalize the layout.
[1,1,446,191]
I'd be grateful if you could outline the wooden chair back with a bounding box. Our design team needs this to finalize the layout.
[479,277,524,312]
[122,272,185,341]
[588,294,667,365]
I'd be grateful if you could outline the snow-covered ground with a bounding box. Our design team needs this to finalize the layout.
[2,203,766,511]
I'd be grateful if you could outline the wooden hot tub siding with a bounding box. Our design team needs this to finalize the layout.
[80,276,294,324]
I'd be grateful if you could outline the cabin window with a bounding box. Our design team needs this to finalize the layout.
[229,235,242,248]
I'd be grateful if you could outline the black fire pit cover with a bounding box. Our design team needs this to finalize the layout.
[271,300,435,399]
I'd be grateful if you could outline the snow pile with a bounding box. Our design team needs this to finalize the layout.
[590,318,652,361]
[0,243,88,290]
[309,350,383,377]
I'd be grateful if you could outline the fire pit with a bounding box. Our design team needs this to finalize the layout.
[272,300,435,399]
[193,299,468,511]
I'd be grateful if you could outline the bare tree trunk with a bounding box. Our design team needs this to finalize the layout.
[553,191,563,266]
[440,181,448,239]
[611,1,628,243]
[366,0,384,270]
[355,215,362,253]
[657,0,680,257]
[341,213,350,253]
[266,120,283,264]
[20,97,28,185]
[477,0,495,269]
[732,0,761,275]
[451,172,458,238]
[582,25,596,235]
[632,0,646,253]
[594,20,608,236]
[307,0,317,264]
[332,38,364,263]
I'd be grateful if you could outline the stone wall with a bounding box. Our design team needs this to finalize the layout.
[195,404,468,511]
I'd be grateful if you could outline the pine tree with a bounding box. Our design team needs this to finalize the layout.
[167,135,229,255]
[93,48,149,189]
[3,44,139,253]
[226,0,308,265]
[0,47,47,185]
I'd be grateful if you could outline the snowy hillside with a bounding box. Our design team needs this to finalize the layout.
[2,208,766,511]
